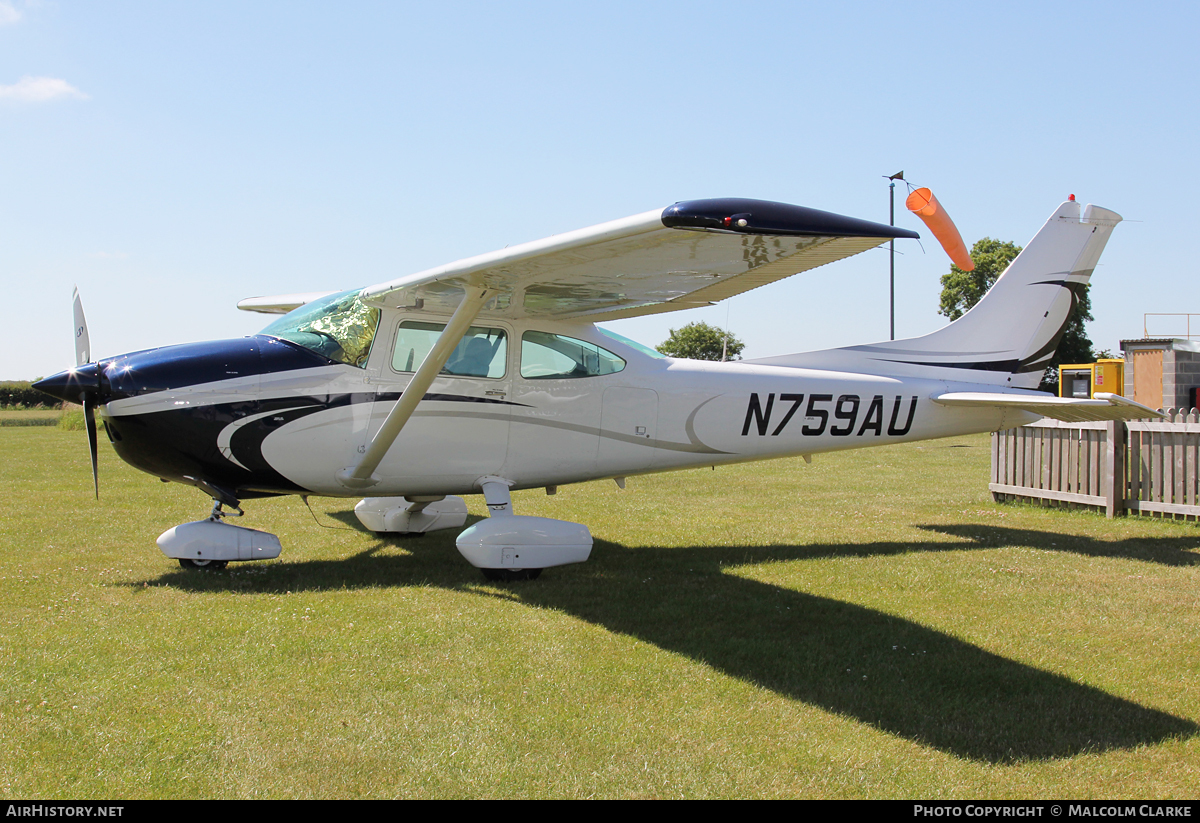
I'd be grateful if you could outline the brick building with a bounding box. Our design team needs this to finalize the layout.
[1119,338,1200,411]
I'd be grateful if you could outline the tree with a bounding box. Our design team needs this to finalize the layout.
[656,322,744,361]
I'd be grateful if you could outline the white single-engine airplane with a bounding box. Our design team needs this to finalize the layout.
[35,195,1160,579]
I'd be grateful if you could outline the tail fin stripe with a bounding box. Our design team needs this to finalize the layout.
[873,358,1020,372]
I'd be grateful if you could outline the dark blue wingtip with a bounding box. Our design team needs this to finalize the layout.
[33,364,101,405]
[661,198,920,240]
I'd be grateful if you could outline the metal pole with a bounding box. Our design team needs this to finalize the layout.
[883,170,903,341]
[889,181,895,341]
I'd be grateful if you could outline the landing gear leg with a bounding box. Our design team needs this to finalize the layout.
[474,478,544,582]
[208,498,244,522]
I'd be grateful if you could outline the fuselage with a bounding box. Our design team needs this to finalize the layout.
[58,305,1034,502]
[31,196,1120,511]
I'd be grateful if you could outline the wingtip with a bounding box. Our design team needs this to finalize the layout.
[662,198,919,240]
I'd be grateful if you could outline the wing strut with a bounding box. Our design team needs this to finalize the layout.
[336,285,496,489]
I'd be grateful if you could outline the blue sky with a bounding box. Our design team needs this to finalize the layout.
[4,1,1198,379]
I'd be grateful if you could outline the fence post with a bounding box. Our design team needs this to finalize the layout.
[1105,419,1126,518]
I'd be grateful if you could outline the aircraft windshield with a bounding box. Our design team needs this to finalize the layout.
[260,289,380,368]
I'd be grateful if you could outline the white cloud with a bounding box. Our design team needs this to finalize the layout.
[0,2,20,25]
[0,75,88,102]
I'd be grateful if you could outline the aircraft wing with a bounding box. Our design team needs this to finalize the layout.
[355,199,918,321]
[932,391,1165,422]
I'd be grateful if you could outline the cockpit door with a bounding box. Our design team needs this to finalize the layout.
[363,316,512,489]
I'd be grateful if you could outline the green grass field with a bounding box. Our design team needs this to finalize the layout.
[1,419,1197,798]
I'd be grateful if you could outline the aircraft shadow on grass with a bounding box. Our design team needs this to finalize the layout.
[155,517,1199,764]
[919,523,1200,566]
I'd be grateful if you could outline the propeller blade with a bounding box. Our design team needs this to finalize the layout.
[73,286,91,367]
[83,394,99,499]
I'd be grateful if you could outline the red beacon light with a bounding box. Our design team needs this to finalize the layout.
[1068,194,1076,201]
[722,216,733,227]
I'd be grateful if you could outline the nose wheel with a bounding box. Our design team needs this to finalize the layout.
[178,558,228,570]
[480,567,542,582]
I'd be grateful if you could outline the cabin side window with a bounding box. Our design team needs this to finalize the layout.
[520,331,626,379]
[260,289,380,368]
[391,321,508,379]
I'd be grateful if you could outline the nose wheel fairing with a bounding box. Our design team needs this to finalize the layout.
[157,516,283,566]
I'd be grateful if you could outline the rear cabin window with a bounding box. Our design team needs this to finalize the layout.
[391,321,508,379]
[520,331,626,379]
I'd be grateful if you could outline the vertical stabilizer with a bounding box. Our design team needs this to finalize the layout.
[751,199,1122,389]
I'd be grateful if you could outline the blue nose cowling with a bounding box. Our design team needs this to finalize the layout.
[33,363,102,406]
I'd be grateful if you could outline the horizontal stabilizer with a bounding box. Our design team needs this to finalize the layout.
[931,391,1164,422]
[237,292,335,315]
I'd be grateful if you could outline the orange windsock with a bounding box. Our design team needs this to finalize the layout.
[905,187,974,271]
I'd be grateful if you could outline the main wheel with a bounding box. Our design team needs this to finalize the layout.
[179,558,228,570]
[480,567,542,582]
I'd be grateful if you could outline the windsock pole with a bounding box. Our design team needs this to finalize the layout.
[885,171,905,340]
[889,180,895,340]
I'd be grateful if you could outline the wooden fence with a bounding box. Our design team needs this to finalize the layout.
[990,409,1200,519]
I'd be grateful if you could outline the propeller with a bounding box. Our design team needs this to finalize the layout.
[33,288,105,498]
[72,288,101,499]
[34,287,102,499]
